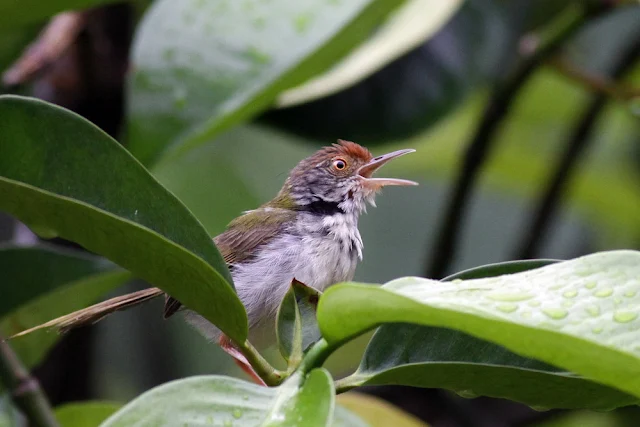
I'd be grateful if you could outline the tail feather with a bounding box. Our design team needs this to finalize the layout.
[10,287,164,339]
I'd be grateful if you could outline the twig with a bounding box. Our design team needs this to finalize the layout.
[549,56,640,101]
[515,36,640,259]
[424,4,607,279]
[2,12,86,87]
[0,339,59,427]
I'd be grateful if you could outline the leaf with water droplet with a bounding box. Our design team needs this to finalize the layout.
[318,251,640,403]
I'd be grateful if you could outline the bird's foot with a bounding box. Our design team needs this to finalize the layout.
[219,335,267,386]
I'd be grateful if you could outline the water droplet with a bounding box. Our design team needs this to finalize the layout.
[252,16,266,29]
[245,46,271,65]
[293,13,312,33]
[521,310,532,318]
[624,290,637,298]
[594,288,613,298]
[207,415,214,423]
[456,389,477,399]
[585,305,600,316]
[496,303,518,313]
[243,394,249,401]
[562,300,574,308]
[224,420,233,427]
[232,409,243,419]
[562,290,578,298]
[584,281,597,289]
[542,308,568,320]
[592,326,603,334]
[173,87,187,110]
[613,311,637,323]
[487,293,533,302]
[531,405,550,412]
[528,300,541,307]
[614,297,623,305]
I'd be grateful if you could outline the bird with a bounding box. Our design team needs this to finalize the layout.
[13,140,417,383]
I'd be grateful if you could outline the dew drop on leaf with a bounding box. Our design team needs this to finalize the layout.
[585,305,600,317]
[613,311,638,323]
[496,303,518,313]
[542,308,568,320]
[594,288,614,298]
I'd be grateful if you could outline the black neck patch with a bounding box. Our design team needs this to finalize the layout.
[301,199,345,216]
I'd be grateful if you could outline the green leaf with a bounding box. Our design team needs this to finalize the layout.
[0,244,115,317]
[318,251,640,400]
[276,0,462,107]
[0,0,121,29]
[263,369,334,427]
[55,402,122,427]
[276,280,322,365]
[128,0,406,165]
[1,269,132,368]
[351,324,636,410]
[100,371,338,427]
[342,258,632,409]
[337,393,428,427]
[442,259,560,281]
[0,95,247,343]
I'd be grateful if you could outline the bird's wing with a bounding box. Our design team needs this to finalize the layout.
[163,208,296,319]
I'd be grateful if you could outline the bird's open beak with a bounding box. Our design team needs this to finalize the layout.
[357,149,418,188]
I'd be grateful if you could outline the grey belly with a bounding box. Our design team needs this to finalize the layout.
[183,233,359,349]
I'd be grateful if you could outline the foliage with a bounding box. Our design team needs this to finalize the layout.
[0,0,638,426]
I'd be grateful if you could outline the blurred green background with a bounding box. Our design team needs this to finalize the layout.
[1,0,639,426]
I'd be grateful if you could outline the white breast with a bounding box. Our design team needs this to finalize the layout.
[184,213,362,348]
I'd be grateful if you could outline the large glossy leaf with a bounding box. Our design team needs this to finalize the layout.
[350,324,636,409]
[318,251,640,400]
[339,258,631,409]
[0,0,121,29]
[55,402,122,427]
[0,245,114,317]
[100,372,355,427]
[263,0,516,144]
[1,269,132,368]
[276,0,462,107]
[128,0,406,165]
[0,95,247,342]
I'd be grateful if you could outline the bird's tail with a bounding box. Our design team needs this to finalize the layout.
[10,287,164,339]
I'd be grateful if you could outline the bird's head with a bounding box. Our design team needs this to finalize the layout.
[278,140,417,214]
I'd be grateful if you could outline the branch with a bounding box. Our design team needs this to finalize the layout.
[2,12,86,87]
[0,339,59,427]
[423,4,608,279]
[515,36,640,259]
[549,56,640,101]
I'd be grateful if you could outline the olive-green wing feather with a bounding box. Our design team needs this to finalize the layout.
[163,208,297,318]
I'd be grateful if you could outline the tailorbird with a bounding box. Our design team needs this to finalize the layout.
[16,140,417,381]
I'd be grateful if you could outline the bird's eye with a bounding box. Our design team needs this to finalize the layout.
[333,158,347,170]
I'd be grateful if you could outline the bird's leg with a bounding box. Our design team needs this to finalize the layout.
[219,335,267,386]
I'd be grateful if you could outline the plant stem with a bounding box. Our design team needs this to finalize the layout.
[424,4,606,279]
[0,339,59,427]
[297,339,336,375]
[334,373,366,394]
[237,340,285,386]
[515,36,640,259]
[549,56,640,101]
